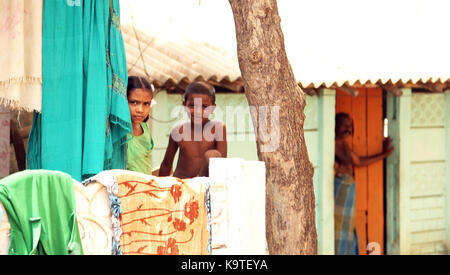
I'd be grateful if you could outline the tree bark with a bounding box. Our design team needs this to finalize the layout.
[228,0,317,254]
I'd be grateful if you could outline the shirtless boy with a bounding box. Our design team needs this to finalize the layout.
[158,81,227,179]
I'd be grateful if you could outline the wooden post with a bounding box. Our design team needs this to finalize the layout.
[317,88,336,255]
[386,88,412,255]
[445,90,450,252]
[397,88,412,255]
[386,91,398,254]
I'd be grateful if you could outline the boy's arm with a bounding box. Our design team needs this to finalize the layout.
[216,122,227,157]
[351,138,394,167]
[159,132,179,176]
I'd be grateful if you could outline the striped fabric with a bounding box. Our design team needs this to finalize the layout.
[334,173,359,255]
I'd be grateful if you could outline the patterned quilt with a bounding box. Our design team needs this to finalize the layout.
[115,172,210,255]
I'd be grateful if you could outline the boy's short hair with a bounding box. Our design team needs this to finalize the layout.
[335,112,351,125]
[184,81,216,103]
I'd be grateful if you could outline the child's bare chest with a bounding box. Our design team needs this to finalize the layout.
[178,139,216,158]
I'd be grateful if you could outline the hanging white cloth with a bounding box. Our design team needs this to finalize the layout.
[0,0,42,112]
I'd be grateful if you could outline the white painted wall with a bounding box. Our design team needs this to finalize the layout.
[387,91,450,255]
[209,158,266,255]
[408,93,448,255]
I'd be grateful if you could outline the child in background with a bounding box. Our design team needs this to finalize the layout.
[159,81,227,179]
[126,76,155,175]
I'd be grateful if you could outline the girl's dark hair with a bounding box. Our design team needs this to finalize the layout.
[184,81,216,103]
[127,76,154,97]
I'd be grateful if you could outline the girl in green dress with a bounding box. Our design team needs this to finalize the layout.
[126,76,155,175]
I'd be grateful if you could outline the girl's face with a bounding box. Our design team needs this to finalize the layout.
[128,88,152,124]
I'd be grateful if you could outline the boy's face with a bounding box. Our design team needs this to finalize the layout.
[335,116,353,139]
[183,93,215,125]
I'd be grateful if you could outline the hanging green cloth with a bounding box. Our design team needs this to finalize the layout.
[0,170,83,255]
[104,0,132,171]
[27,0,131,182]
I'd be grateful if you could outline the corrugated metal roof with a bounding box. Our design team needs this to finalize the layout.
[121,0,450,93]
[123,26,243,92]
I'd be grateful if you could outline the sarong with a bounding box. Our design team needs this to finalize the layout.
[334,173,359,255]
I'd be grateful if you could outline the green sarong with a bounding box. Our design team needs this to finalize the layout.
[27,0,131,182]
[0,170,83,255]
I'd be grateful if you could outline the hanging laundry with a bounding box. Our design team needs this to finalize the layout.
[73,179,113,255]
[26,0,131,182]
[82,170,124,255]
[0,170,83,255]
[0,0,42,112]
[0,202,9,255]
[0,202,2,230]
[117,172,211,255]
[83,170,211,255]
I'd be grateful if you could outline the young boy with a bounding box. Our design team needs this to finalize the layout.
[159,81,227,179]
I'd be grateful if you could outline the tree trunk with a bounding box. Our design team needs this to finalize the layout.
[228,0,317,254]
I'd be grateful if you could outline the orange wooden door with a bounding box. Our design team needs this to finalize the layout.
[335,88,384,255]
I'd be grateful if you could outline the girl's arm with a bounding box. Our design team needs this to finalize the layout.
[159,131,179,176]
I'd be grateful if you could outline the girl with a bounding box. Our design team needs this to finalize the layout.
[126,76,155,175]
